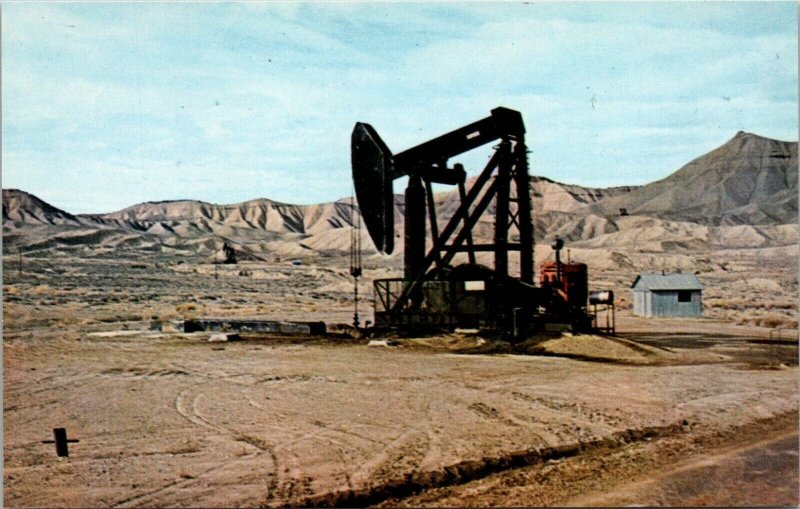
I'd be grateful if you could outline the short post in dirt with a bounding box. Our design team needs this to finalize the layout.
[42,428,80,457]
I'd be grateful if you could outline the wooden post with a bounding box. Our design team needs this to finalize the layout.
[42,428,79,457]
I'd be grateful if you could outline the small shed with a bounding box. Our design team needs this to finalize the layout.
[631,273,703,318]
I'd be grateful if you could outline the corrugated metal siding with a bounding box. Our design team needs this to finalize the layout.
[632,289,702,317]
[650,290,702,317]
[633,289,648,316]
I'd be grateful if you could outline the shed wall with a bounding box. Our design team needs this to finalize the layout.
[632,289,702,317]
[633,289,648,317]
[650,290,702,317]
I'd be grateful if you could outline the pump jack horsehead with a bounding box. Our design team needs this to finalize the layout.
[351,107,592,336]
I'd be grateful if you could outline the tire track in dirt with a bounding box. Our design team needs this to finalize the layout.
[348,387,441,489]
[299,421,687,508]
[111,443,273,508]
[265,419,366,505]
[6,372,97,398]
[349,428,420,485]
[112,474,207,508]
[510,390,628,434]
[175,382,282,457]
[174,384,225,433]
[418,399,444,471]
[304,422,370,492]
[112,380,282,507]
[112,380,281,507]
[101,367,190,379]
[176,381,361,506]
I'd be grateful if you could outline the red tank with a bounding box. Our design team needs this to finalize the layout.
[539,262,588,307]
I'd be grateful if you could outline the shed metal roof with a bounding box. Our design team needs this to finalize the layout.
[631,273,703,291]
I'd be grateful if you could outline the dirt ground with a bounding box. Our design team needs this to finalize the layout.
[3,254,798,507]
[385,412,798,507]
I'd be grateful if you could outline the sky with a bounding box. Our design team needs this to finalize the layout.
[2,2,797,213]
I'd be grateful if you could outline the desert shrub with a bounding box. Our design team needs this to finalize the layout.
[96,314,142,323]
[30,284,52,295]
[177,468,195,479]
[58,315,83,326]
[732,310,798,329]
[171,441,200,455]
[159,311,178,321]
[756,313,798,329]
[708,298,795,312]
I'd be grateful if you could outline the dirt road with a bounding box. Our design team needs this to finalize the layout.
[388,408,797,507]
[574,431,799,507]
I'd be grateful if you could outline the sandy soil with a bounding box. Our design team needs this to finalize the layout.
[387,410,798,507]
[4,329,797,507]
[3,254,798,507]
[571,431,799,507]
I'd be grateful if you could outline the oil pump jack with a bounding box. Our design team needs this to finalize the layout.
[351,107,591,336]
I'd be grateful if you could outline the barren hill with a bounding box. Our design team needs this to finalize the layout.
[3,132,797,260]
[94,198,360,235]
[2,189,84,227]
[589,132,798,225]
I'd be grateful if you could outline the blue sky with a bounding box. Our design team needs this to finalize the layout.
[3,2,797,213]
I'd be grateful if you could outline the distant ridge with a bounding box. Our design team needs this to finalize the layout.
[3,132,797,257]
[95,198,357,235]
[2,189,83,227]
[589,131,798,225]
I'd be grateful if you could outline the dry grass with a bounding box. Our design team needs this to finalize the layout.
[30,284,52,295]
[170,441,201,455]
[57,315,95,327]
[704,308,798,329]
[743,312,798,329]
[702,291,797,329]
[708,298,795,311]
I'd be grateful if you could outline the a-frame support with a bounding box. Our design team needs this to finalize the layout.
[392,136,532,313]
